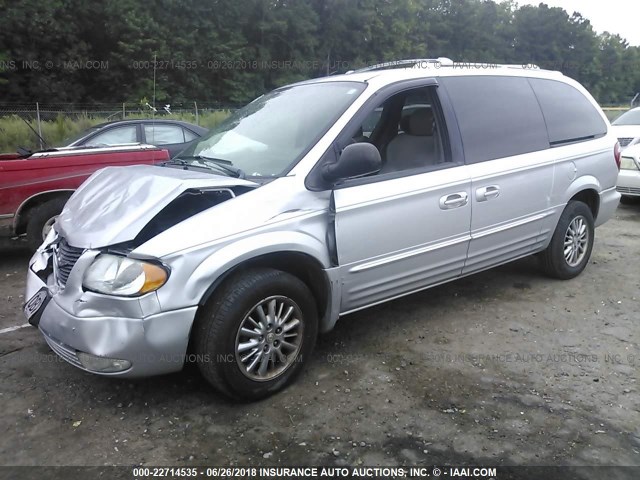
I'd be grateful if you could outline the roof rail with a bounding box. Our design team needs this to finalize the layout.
[439,62,541,70]
[346,58,454,74]
[346,59,549,74]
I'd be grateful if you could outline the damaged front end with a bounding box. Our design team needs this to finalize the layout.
[56,164,258,250]
[25,164,259,376]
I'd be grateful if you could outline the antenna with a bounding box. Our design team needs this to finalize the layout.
[152,53,157,121]
[19,115,49,151]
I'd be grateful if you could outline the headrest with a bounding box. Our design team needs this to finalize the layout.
[407,108,434,136]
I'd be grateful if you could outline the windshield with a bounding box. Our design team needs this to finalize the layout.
[612,109,640,126]
[178,81,366,177]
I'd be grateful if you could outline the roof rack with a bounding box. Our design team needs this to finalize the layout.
[346,58,454,74]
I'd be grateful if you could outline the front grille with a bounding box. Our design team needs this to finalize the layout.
[54,238,84,286]
[617,186,640,195]
[618,137,634,147]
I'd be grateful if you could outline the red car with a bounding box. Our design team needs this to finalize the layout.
[0,144,170,250]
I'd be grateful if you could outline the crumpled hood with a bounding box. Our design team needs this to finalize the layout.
[57,165,256,248]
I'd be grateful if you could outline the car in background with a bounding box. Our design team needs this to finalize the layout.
[0,144,169,250]
[64,119,207,157]
[611,106,640,150]
[617,143,640,203]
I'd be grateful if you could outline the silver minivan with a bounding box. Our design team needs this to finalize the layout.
[24,60,621,399]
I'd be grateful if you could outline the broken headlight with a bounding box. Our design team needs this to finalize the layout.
[83,254,169,296]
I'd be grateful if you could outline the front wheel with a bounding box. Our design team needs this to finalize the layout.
[193,268,318,400]
[539,201,594,280]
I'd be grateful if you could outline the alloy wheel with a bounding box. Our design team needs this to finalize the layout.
[563,215,589,267]
[234,296,304,381]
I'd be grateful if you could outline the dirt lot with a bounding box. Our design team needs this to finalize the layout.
[0,203,638,476]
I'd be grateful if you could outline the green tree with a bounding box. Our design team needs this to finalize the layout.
[1,0,640,105]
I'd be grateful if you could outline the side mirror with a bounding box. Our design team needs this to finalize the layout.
[322,143,381,183]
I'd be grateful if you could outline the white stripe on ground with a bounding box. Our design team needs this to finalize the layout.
[0,324,31,335]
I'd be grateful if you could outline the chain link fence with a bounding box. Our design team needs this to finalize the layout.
[0,102,238,152]
[0,101,630,153]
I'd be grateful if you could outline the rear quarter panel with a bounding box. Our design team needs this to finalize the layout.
[539,135,618,243]
[549,137,616,206]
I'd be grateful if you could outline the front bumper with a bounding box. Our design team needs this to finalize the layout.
[26,250,198,378]
[617,169,640,197]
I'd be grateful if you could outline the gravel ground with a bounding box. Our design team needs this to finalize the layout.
[0,203,638,476]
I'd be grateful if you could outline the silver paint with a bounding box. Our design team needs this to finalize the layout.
[26,66,621,380]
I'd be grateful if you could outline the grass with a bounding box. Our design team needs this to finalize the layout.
[0,107,628,153]
[603,107,627,122]
[0,110,232,152]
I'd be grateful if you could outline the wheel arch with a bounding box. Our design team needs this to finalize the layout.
[565,176,600,221]
[194,250,335,335]
[14,189,74,235]
[569,189,599,220]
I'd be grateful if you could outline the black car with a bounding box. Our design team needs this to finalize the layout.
[64,119,208,157]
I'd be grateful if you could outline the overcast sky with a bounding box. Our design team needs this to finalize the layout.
[505,0,640,46]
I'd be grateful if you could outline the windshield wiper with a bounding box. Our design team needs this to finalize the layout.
[170,155,246,179]
[198,155,246,179]
[163,158,190,167]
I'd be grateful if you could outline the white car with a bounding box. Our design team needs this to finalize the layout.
[617,143,640,202]
[611,106,640,150]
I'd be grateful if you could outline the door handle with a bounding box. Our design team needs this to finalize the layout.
[476,185,500,202]
[439,192,468,210]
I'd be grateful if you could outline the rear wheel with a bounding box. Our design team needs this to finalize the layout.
[539,201,594,280]
[25,198,67,252]
[193,268,318,400]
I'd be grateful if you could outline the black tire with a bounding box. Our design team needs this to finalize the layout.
[26,197,68,252]
[193,268,318,400]
[539,201,594,280]
[620,195,640,205]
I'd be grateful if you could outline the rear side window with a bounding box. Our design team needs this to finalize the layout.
[144,124,185,144]
[183,128,199,142]
[528,78,607,145]
[85,125,138,146]
[441,76,549,163]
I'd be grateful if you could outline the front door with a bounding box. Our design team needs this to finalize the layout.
[330,84,471,313]
[333,167,472,313]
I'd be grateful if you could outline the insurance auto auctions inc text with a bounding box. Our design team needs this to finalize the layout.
[249,466,497,478]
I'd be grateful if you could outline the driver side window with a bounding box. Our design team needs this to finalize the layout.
[350,86,449,176]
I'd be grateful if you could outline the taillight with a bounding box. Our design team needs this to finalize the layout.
[614,142,621,170]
